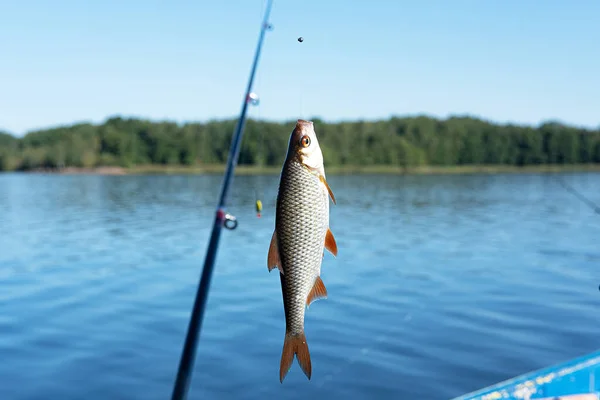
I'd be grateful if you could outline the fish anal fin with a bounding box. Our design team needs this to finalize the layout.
[267,230,283,274]
[325,228,338,256]
[319,175,336,205]
[280,332,311,383]
[306,276,328,307]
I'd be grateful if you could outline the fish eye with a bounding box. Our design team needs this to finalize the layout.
[300,135,311,148]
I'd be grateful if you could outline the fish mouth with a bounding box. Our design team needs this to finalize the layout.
[292,119,314,142]
[287,119,324,173]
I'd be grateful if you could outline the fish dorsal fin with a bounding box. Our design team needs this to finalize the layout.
[306,276,327,307]
[319,175,336,205]
[267,230,284,274]
[325,228,337,256]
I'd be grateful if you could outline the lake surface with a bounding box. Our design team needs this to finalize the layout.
[0,171,599,399]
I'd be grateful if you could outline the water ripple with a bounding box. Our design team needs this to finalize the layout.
[0,172,599,399]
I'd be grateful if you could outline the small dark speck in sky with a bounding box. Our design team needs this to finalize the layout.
[297,37,304,43]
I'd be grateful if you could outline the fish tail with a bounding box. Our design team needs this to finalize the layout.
[279,331,311,383]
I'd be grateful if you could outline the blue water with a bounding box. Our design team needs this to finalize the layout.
[0,172,599,399]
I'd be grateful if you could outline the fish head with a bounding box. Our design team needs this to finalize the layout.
[286,119,324,172]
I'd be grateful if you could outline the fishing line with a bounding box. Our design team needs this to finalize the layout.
[298,35,306,119]
[294,29,307,119]
[552,173,600,215]
[253,0,266,218]
[255,98,265,219]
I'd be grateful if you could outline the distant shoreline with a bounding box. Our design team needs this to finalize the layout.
[13,163,600,176]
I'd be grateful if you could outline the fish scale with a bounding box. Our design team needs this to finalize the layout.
[277,161,329,334]
[277,159,328,334]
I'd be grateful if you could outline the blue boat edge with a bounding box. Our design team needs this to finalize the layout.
[452,349,600,400]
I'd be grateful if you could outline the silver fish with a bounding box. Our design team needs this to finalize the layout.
[267,119,338,383]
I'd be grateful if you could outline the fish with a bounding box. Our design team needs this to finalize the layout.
[267,119,338,383]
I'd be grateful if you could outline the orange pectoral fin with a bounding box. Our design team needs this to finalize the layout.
[267,230,284,274]
[324,228,338,256]
[306,276,328,307]
[319,175,336,205]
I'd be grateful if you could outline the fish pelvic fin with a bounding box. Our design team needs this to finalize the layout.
[325,228,338,256]
[318,174,336,205]
[306,276,328,307]
[267,230,283,274]
[280,331,311,383]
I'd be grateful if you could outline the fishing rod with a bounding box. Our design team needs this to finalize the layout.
[170,1,274,399]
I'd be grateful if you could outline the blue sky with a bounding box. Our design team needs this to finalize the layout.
[1,0,598,136]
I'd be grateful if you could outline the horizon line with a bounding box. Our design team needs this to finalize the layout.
[2,112,599,137]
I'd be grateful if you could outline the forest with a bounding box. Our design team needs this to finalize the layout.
[1,115,599,172]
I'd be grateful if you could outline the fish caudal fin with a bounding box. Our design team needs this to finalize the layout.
[280,332,311,383]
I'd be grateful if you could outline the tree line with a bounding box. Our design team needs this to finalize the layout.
[1,115,599,171]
